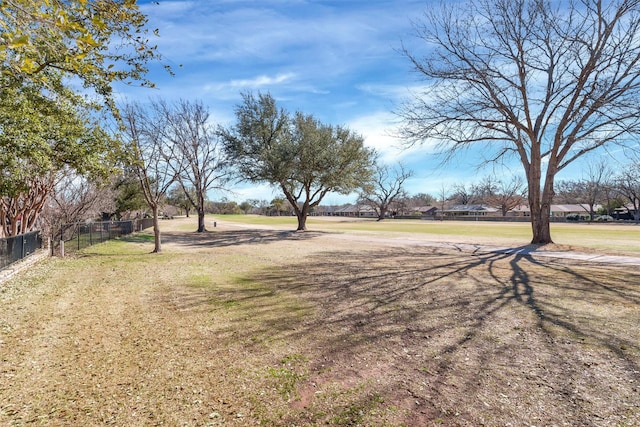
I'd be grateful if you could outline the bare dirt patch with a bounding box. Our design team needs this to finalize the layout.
[1,218,639,426]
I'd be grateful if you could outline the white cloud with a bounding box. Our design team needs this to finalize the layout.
[228,73,296,89]
[347,111,438,165]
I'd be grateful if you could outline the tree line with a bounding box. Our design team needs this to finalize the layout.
[0,0,165,239]
[4,0,640,248]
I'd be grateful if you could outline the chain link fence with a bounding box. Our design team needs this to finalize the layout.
[0,231,43,270]
[55,218,154,255]
[0,218,155,272]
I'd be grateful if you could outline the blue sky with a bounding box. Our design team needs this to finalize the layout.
[116,0,606,205]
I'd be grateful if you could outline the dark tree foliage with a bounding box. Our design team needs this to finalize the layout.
[221,92,376,231]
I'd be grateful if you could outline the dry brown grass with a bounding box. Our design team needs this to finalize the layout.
[0,217,639,426]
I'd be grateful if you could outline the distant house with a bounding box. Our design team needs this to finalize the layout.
[441,204,500,217]
[506,205,530,217]
[312,205,338,216]
[400,206,438,218]
[334,204,377,218]
[551,204,601,218]
[507,204,601,218]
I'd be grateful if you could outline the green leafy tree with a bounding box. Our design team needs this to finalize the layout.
[399,0,640,244]
[166,185,195,217]
[112,171,147,219]
[238,200,254,214]
[270,197,286,216]
[0,0,166,236]
[0,81,117,237]
[221,92,376,231]
[0,0,164,105]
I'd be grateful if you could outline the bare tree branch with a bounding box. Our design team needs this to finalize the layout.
[399,0,640,243]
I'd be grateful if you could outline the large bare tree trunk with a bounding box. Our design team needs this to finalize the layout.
[197,207,206,233]
[528,160,555,244]
[196,191,206,233]
[151,204,162,253]
[377,205,387,221]
[530,200,553,244]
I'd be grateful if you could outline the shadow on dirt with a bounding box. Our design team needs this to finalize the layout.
[205,245,640,425]
[157,229,324,248]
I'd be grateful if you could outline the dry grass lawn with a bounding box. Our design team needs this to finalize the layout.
[0,217,639,426]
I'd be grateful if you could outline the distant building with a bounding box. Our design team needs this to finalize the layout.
[507,204,602,218]
[403,206,438,218]
[333,204,377,218]
[441,204,499,217]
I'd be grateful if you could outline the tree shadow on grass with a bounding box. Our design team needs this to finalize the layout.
[212,246,640,426]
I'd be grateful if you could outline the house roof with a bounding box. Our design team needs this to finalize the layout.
[443,204,499,213]
[510,204,601,213]
[334,204,376,213]
[410,206,437,213]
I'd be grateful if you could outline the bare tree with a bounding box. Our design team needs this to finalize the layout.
[556,161,611,219]
[359,162,414,220]
[471,176,499,205]
[412,193,436,206]
[450,182,477,206]
[600,177,621,216]
[475,175,527,216]
[399,0,640,244]
[39,171,116,243]
[47,173,115,224]
[614,163,640,222]
[154,99,230,232]
[437,184,449,220]
[122,103,179,253]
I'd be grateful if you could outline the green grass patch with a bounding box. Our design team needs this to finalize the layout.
[184,273,213,288]
[212,214,640,253]
[266,354,309,401]
[214,214,299,226]
[330,391,385,426]
[122,233,155,243]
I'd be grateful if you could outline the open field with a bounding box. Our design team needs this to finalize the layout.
[1,216,639,426]
[219,214,640,254]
